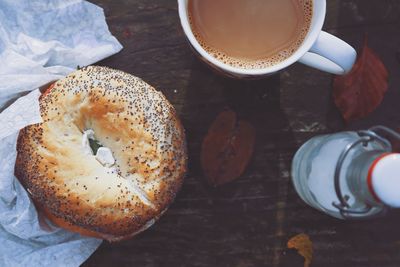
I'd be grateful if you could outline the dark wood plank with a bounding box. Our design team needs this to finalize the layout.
[83,0,400,266]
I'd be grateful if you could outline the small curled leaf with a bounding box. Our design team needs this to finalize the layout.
[287,233,313,267]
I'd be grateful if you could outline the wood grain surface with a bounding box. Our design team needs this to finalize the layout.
[83,0,400,266]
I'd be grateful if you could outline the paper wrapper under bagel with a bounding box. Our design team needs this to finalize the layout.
[0,0,123,266]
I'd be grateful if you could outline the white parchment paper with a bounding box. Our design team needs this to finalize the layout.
[0,0,123,266]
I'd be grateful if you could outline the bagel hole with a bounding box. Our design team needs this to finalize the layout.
[88,137,102,155]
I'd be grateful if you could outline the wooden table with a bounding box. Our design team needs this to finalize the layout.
[83,1,400,266]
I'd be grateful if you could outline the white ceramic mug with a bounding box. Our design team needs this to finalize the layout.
[178,0,357,78]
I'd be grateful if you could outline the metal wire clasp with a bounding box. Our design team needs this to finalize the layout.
[332,126,400,219]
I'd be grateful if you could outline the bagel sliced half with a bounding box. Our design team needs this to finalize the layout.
[15,66,187,242]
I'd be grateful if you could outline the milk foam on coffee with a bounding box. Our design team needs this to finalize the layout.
[188,0,313,69]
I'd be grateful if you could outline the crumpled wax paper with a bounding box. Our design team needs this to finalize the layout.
[0,0,123,266]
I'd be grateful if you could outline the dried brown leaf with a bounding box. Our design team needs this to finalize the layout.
[201,109,255,186]
[287,233,313,267]
[333,37,389,122]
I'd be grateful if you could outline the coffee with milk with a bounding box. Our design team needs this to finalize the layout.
[188,0,313,69]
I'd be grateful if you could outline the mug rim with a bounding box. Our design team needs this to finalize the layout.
[178,0,326,76]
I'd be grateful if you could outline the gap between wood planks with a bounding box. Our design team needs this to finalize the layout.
[271,153,291,267]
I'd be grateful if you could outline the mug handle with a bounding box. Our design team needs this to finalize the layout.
[298,31,357,75]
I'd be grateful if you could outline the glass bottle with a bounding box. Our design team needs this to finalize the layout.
[291,126,400,219]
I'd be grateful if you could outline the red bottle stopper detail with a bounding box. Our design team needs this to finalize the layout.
[367,153,394,202]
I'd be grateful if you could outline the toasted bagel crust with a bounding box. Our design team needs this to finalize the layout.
[15,66,186,241]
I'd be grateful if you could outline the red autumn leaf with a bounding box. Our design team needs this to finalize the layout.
[333,38,389,123]
[201,109,255,187]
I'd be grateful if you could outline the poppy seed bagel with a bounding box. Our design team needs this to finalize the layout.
[15,66,187,242]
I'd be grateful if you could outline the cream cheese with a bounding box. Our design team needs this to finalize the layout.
[95,147,115,167]
[82,129,95,155]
